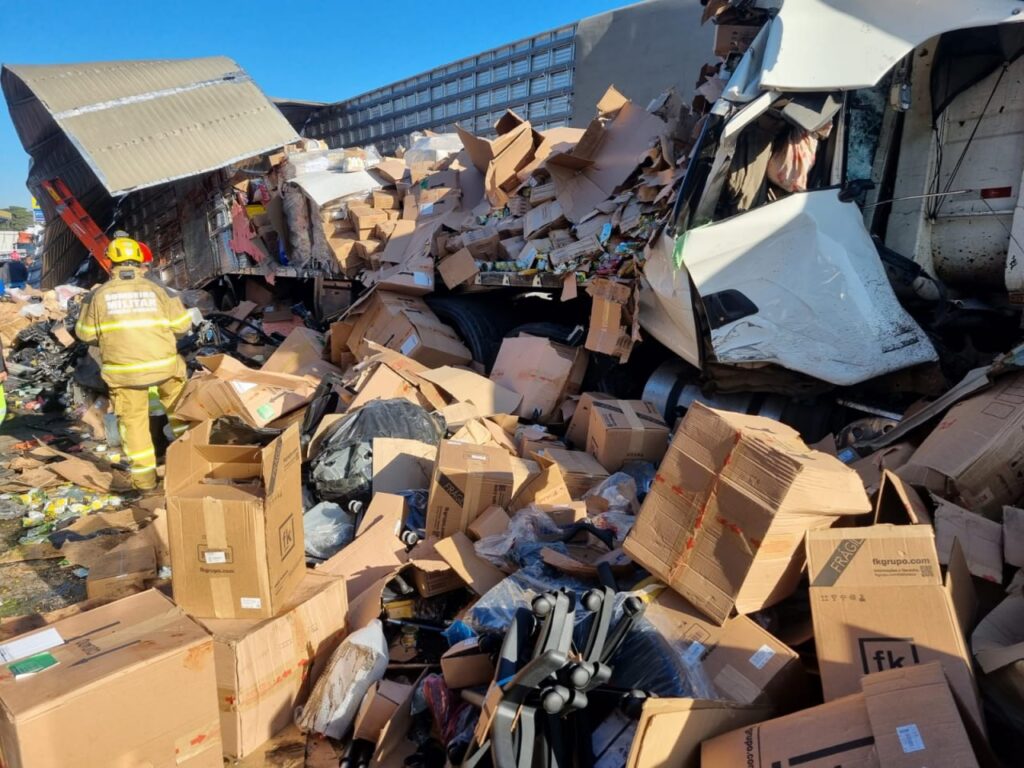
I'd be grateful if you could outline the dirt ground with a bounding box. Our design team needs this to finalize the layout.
[0,410,88,618]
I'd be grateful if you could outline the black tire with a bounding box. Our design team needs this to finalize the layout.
[425,294,516,370]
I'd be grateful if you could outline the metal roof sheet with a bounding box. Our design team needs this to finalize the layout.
[3,56,299,196]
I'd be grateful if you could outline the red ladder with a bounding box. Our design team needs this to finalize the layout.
[41,178,111,273]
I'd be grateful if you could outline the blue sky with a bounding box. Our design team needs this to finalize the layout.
[0,0,626,207]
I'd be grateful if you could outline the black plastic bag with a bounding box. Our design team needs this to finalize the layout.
[309,399,443,506]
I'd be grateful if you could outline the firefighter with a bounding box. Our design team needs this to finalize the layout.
[74,237,192,490]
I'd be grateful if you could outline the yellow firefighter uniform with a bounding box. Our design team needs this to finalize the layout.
[75,239,192,489]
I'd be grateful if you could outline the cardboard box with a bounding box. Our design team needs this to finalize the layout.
[564,392,616,449]
[346,291,471,368]
[644,589,806,707]
[459,227,500,258]
[261,326,342,380]
[489,337,588,423]
[85,539,157,600]
[317,493,408,611]
[550,235,603,268]
[426,441,516,539]
[372,438,437,494]
[586,399,669,472]
[350,205,387,233]
[933,495,1003,582]
[457,111,539,206]
[585,278,637,363]
[713,23,760,57]
[371,254,436,296]
[438,248,479,289]
[899,372,1024,515]
[435,531,507,595]
[702,663,979,768]
[805,524,983,731]
[441,638,495,689]
[417,365,522,416]
[532,447,610,499]
[1004,505,1024,567]
[354,238,382,260]
[354,680,414,744]
[972,593,1024,717]
[174,354,318,429]
[625,699,772,768]
[407,538,464,597]
[624,403,871,623]
[165,422,305,619]
[372,190,399,209]
[524,200,566,238]
[0,590,221,768]
[467,505,510,540]
[196,573,348,758]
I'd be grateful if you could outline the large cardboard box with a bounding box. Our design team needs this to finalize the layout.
[625,699,772,768]
[346,291,471,368]
[174,354,318,428]
[85,539,157,600]
[644,589,806,708]
[532,447,610,499]
[586,399,669,471]
[0,590,222,768]
[564,392,616,448]
[805,524,983,731]
[195,572,348,758]
[702,663,980,768]
[165,421,305,620]
[261,326,342,380]
[624,404,871,624]
[899,371,1024,515]
[426,441,517,539]
[489,336,588,423]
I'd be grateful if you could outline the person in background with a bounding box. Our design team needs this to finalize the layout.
[74,237,191,491]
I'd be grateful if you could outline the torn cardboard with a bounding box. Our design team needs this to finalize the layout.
[489,337,587,423]
[624,403,871,624]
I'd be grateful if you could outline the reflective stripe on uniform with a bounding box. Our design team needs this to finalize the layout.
[169,311,192,329]
[101,355,178,374]
[88,316,189,334]
[170,423,189,434]
[130,465,157,474]
[126,447,156,461]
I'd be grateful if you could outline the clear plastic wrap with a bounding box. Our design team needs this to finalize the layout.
[404,132,464,167]
[474,506,634,571]
[282,183,313,267]
[304,501,356,561]
[583,472,640,515]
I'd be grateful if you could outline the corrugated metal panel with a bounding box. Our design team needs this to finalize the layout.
[4,57,299,196]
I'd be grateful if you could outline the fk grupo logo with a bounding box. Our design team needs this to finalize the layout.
[858,637,920,673]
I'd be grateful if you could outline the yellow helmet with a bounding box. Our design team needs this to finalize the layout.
[107,236,143,263]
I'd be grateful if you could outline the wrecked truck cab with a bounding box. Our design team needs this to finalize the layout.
[642,1,1024,387]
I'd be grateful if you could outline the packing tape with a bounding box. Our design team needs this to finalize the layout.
[203,498,235,616]
[174,718,222,764]
[462,460,487,531]
[621,402,646,458]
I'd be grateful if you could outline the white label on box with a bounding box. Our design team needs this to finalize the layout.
[414,271,431,286]
[231,381,258,394]
[240,597,263,610]
[203,550,227,564]
[749,644,776,670]
[896,724,924,753]
[681,640,706,666]
[419,202,435,215]
[0,628,64,663]
[400,334,419,356]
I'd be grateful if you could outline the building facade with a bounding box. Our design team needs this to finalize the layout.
[303,0,709,152]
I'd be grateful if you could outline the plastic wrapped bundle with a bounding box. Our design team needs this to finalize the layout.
[310,399,444,506]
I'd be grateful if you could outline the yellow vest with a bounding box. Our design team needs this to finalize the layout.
[74,267,191,388]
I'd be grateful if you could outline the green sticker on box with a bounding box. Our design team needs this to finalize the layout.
[9,652,59,679]
[256,404,275,420]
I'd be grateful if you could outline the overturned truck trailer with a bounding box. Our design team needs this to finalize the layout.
[643,0,1024,388]
[1,57,301,289]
